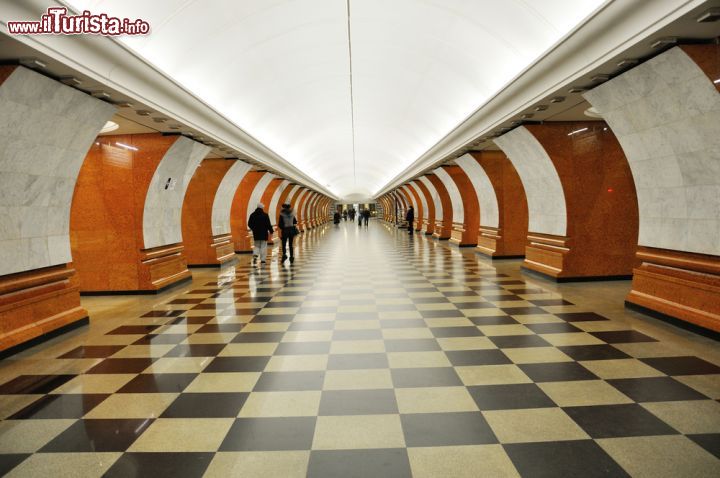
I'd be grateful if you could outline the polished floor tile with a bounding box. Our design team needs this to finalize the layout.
[1,222,718,476]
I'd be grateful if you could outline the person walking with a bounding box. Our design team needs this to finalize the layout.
[342,210,348,222]
[406,206,415,236]
[362,208,370,227]
[333,211,341,225]
[247,202,273,265]
[278,203,298,264]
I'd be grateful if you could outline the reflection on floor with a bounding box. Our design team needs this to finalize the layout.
[0,220,719,477]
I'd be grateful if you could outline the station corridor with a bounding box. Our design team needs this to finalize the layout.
[0,221,717,477]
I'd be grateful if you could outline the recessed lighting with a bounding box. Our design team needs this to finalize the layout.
[568,86,587,94]
[153,117,168,123]
[100,120,119,134]
[59,76,82,87]
[713,78,720,84]
[584,107,603,118]
[168,125,181,130]
[696,7,720,22]
[91,91,111,100]
[534,105,548,111]
[567,127,589,136]
[114,101,134,108]
[136,110,151,116]
[617,59,639,68]
[521,113,534,119]
[651,37,677,49]
[550,96,565,103]
[115,142,138,151]
[19,58,46,69]
[590,74,610,83]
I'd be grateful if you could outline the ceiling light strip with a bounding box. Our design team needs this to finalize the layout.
[346,0,357,185]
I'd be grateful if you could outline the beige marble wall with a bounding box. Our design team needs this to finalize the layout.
[495,127,567,236]
[434,167,464,225]
[211,160,252,236]
[269,179,291,226]
[584,46,720,255]
[0,66,115,276]
[455,153,499,228]
[418,176,443,220]
[143,137,210,249]
[408,181,429,221]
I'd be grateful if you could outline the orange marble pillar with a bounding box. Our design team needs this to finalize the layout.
[396,189,413,228]
[425,174,453,240]
[469,151,528,258]
[498,123,639,280]
[0,65,115,352]
[181,159,237,266]
[443,165,480,247]
[259,177,284,243]
[230,170,264,253]
[296,189,312,232]
[413,181,436,235]
[403,184,424,231]
[71,134,208,293]
[274,183,296,226]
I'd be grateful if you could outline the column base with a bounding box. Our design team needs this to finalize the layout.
[139,244,192,291]
[476,227,526,258]
[0,264,88,352]
[523,232,633,281]
[187,234,236,267]
[626,247,720,332]
[449,224,476,247]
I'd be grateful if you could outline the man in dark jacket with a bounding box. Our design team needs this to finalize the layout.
[247,203,273,264]
[278,203,298,264]
[406,206,415,235]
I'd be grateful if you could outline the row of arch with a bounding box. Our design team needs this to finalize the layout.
[379,44,720,333]
[0,64,333,352]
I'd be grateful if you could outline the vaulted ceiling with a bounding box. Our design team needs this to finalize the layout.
[67,0,604,199]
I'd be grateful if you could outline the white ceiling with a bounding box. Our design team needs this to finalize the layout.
[67,0,605,199]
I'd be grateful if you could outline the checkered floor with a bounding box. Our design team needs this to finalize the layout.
[1,221,719,477]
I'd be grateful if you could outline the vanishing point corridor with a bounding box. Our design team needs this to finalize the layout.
[0,221,718,477]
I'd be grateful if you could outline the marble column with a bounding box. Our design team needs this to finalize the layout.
[0,65,115,352]
[584,45,720,331]
[456,151,529,258]
[496,122,638,280]
[71,134,209,293]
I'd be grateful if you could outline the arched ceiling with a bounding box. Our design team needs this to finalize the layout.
[67,0,604,199]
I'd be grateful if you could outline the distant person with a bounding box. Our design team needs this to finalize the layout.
[333,211,341,225]
[349,208,355,222]
[342,210,348,221]
[406,206,415,235]
[362,209,370,227]
[247,202,273,265]
[278,203,298,264]
[358,209,363,227]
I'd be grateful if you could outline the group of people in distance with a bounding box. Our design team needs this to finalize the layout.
[247,202,298,266]
[334,208,370,227]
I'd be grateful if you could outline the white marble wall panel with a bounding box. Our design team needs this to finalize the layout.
[495,127,567,236]
[0,66,115,276]
[245,173,276,221]
[455,154,500,228]
[211,160,251,236]
[433,167,465,225]
[418,176,443,220]
[584,46,720,255]
[400,185,418,215]
[143,137,210,249]
[286,185,302,210]
[409,181,429,220]
[294,188,310,221]
[268,180,290,225]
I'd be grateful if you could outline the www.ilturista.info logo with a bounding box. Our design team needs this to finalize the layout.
[7,7,150,36]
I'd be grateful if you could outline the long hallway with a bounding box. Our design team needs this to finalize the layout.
[0,221,719,477]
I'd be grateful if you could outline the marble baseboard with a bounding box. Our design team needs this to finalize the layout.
[0,264,88,352]
[626,247,720,332]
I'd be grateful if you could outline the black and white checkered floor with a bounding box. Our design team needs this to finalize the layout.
[0,221,718,477]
